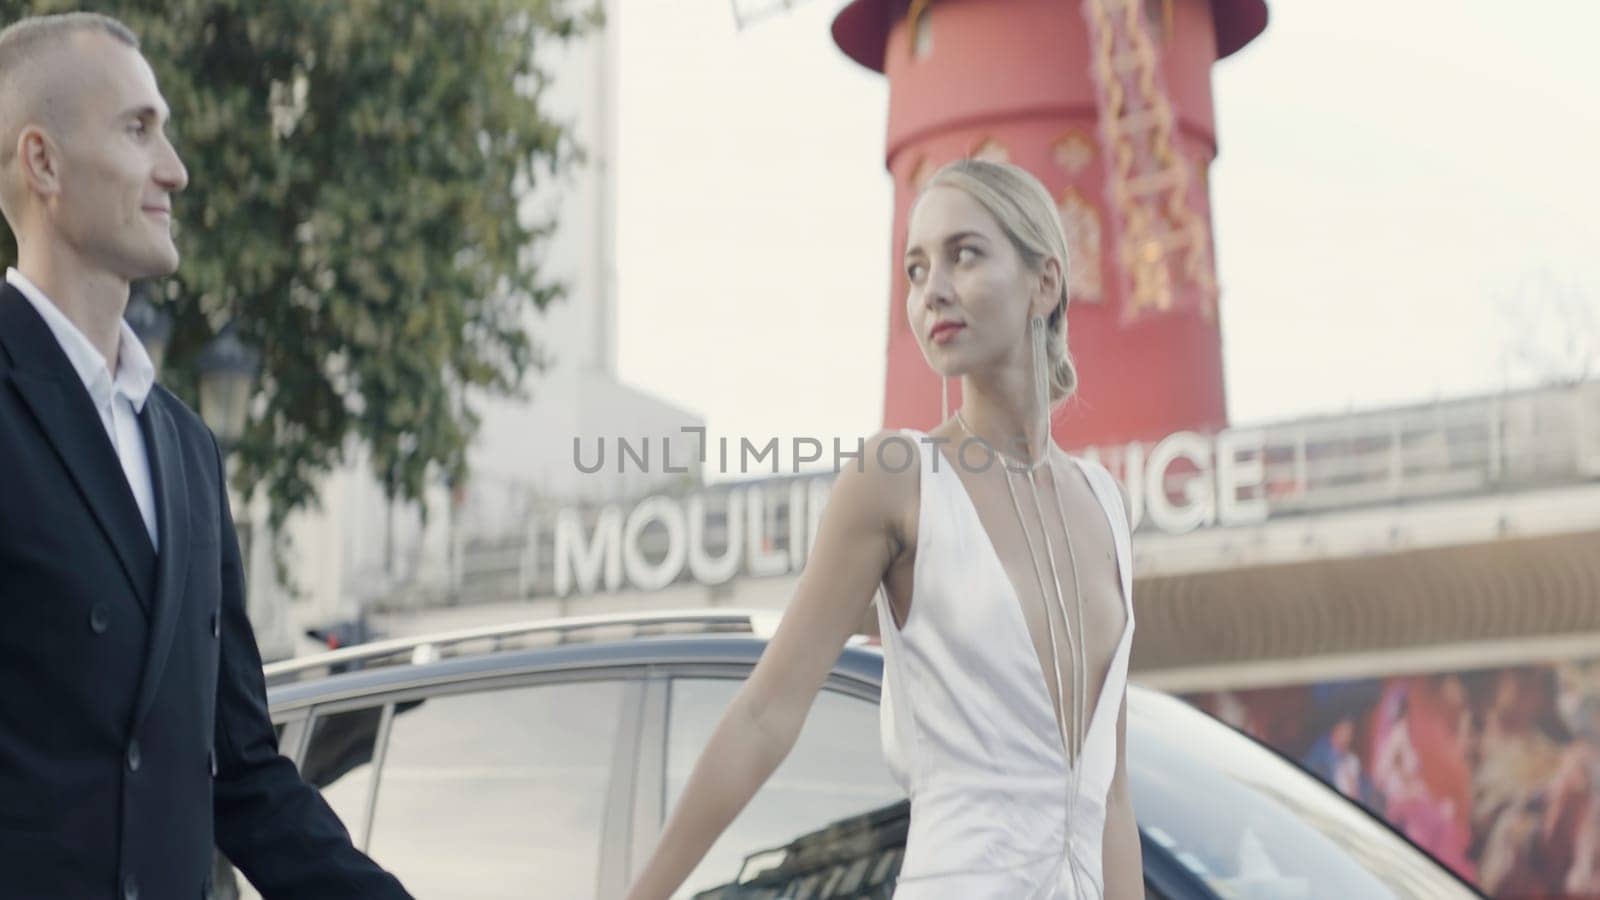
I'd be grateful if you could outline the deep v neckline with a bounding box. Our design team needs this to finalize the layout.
[932,444,1132,771]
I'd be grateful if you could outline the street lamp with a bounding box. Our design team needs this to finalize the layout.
[197,322,265,644]
[123,281,172,375]
[195,321,261,453]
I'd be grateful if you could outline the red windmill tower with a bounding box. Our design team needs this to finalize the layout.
[737,0,1268,451]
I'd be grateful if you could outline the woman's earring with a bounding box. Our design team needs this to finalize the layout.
[1030,315,1048,433]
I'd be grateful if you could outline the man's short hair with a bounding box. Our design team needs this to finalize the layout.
[0,13,140,168]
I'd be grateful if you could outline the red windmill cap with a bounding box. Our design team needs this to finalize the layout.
[832,0,1269,72]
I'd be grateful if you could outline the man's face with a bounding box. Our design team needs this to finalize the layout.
[45,35,188,280]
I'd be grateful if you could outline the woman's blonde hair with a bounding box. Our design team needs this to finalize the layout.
[922,158,1078,404]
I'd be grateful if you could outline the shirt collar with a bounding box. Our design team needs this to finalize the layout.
[6,267,156,413]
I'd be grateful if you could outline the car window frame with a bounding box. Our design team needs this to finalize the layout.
[276,711,310,765]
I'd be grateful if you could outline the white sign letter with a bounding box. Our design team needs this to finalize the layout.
[554,506,622,596]
[622,496,688,591]
[688,490,742,585]
[746,486,790,577]
[1145,432,1213,534]
[1215,429,1268,526]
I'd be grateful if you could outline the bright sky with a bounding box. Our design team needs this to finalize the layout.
[613,0,1600,465]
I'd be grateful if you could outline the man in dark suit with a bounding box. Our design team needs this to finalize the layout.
[0,13,412,898]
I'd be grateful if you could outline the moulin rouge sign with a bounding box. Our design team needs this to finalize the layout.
[550,428,1268,597]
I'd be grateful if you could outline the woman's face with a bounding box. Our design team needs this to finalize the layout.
[903,185,1051,379]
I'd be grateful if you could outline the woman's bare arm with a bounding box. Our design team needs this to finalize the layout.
[1103,476,1144,897]
[1103,696,1145,898]
[623,432,916,900]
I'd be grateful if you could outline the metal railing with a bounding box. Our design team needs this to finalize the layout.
[1184,381,1600,519]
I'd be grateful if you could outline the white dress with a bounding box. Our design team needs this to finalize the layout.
[874,429,1136,899]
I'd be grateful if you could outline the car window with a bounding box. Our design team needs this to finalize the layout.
[1128,690,1477,899]
[663,678,906,899]
[365,680,628,899]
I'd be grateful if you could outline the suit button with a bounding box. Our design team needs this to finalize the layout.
[126,740,141,773]
[209,749,218,778]
[211,609,221,638]
[89,604,110,634]
[122,874,139,900]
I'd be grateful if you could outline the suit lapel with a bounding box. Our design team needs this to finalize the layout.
[131,393,190,729]
[0,287,157,608]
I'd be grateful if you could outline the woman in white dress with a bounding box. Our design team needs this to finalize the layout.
[625,159,1143,899]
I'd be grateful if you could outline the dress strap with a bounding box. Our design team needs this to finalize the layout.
[1073,458,1135,622]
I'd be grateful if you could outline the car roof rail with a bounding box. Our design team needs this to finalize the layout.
[262,608,786,687]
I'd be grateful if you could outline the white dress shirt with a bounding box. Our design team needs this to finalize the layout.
[7,268,160,552]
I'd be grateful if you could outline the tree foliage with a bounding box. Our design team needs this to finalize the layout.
[0,0,595,569]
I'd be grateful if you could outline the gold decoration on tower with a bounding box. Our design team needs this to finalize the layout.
[1054,131,1096,178]
[1081,0,1219,321]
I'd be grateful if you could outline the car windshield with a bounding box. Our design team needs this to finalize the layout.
[1128,689,1478,899]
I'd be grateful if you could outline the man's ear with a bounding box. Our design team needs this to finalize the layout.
[17,127,62,200]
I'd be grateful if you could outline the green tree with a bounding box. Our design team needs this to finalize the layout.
[0,0,596,582]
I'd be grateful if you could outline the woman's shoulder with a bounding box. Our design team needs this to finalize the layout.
[826,429,927,539]
[838,428,926,494]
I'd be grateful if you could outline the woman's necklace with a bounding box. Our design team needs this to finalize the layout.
[953,409,1090,766]
[954,409,1047,473]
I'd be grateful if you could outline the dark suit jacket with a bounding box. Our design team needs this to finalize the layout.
[0,285,411,899]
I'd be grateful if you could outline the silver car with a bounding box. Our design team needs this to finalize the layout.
[213,611,1484,899]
